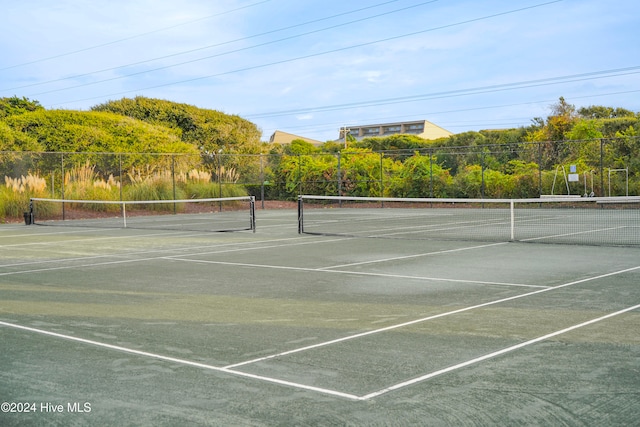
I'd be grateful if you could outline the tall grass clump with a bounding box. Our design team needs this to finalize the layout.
[1,173,49,221]
[125,167,186,211]
[181,167,248,199]
[63,161,120,211]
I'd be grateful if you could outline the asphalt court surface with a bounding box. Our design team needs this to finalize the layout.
[1,208,639,425]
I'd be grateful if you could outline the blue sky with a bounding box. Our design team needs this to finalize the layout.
[1,0,638,142]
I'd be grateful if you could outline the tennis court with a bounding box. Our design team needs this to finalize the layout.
[1,200,639,426]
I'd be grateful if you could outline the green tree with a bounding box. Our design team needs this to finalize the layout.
[285,139,319,155]
[0,96,43,119]
[318,140,343,153]
[340,149,391,197]
[578,105,635,119]
[545,97,578,141]
[4,109,193,154]
[567,120,604,141]
[91,96,262,155]
[354,134,429,151]
[0,121,40,151]
[388,153,452,197]
[275,153,338,198]
[92,96,263,183]
[505,160,540,198]
[601,117,640,137]
[2,109,198,184]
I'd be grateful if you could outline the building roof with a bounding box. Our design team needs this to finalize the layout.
[341,119,452,141]
[269,130,323,146]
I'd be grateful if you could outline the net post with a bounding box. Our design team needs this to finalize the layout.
[510,199,515,241]
[27,198,34,225]
[297,195,304,234]
[122,202,127,228]
[249,196,256,232]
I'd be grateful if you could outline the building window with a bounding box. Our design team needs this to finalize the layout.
[383,126,401,134]
[406,123,424,133]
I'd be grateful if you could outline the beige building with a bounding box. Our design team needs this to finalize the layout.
[340,119,452,141]
[269,130,323,146]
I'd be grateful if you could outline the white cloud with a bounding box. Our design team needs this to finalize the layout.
[363,71,383,83]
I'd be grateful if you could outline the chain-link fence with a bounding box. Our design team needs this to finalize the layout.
[2,138,638,220]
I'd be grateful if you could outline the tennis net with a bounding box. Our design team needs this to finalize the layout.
[29,196,256,232]
[297,195,640,247]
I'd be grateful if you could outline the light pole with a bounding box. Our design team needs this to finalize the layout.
[341,126,350,149]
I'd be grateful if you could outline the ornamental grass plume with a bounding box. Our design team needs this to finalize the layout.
[4,173,47,194]
[188,168,212,183]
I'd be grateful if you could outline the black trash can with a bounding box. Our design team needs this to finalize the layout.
[23,212,32,225]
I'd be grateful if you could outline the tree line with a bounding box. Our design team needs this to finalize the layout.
[1,95,639,205]
[268,97,639,199]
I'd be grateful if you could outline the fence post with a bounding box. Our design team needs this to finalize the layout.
[429,148,434,198]
[337,152,342,197]
[171,154,177,214]
[260,154,265,209]
[380,152,384,197]
[481,149,485,199]
[599,139,605,197]
[538,142,543,197]
[218,153,223,211]
[297,154,302,196]
[61,153,66,220]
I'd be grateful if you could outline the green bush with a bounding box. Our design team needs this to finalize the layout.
[126,177,184,202]
[387,153,453,198]
[0,187,29,220]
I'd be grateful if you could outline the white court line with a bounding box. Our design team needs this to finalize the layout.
[223,265,640,369]
[166,257,539,288]
[0,321,359,401]
[1,219,299,249]
[360,302,640,400]
[520,226,630,242]
[372,219,511,239]
[318,242,506,270]
[0,228,204,248]
[2,288,638,401]
[0,235,352,274]
[0,256,180,276]
[0,228,99,238]
[0,236,313,269]
[327,270,547,289]
[159,236,350,261]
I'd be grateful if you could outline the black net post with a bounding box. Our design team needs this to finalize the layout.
[250,196,256,232]
[297,196,304,234]
[25,199,34,225]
